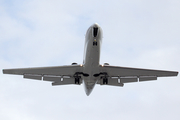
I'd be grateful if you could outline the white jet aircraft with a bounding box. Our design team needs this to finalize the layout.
[3,23,178,96]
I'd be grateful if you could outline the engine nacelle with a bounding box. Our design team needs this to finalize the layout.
[103,63,109,66]
[72,63,78,65]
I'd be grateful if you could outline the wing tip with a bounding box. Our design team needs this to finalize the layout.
[2,69,15,74]
[176,72,179,76]
[171,71,179,76]
[2,69,8,74]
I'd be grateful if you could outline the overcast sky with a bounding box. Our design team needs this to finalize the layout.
[0,0,180,120]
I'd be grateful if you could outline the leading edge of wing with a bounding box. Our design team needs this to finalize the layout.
[3,65,83,76]
[100,65,178,77]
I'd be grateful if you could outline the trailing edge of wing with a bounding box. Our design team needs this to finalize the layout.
[3,65,83,76]
[100,65,178,77]
[97,65,178,87]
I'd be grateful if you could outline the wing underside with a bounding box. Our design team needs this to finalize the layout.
[3,65,178,87]
[97,65,178,87]
[3,65,83,85]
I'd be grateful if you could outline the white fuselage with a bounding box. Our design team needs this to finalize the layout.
[82,23,102,96]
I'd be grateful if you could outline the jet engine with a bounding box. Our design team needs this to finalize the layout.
[72,63,78,65]
[103,63,109,66]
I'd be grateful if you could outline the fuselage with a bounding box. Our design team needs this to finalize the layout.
[82,23,103,96]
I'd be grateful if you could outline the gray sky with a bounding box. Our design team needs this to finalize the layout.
[0,0,180,120]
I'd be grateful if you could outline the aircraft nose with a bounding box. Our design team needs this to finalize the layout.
[93,23,99,28]
[92,23,99,37]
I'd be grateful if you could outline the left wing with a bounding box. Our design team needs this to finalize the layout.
[3,65,83,85]
[98,65,178,86]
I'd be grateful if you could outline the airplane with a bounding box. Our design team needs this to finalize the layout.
[3,23,178,96]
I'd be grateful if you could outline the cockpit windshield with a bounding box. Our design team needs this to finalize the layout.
[93,27,98,37]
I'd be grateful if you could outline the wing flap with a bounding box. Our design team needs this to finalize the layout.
[99,78,124,87]
[52,78,78,86]
[43,76,61,82]
[120,77,138,83]
[107,78,124,86]
[24,74,42,80]
[139,76,157,82]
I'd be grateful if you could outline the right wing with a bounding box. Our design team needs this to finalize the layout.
[97,65,178,87]
[3,65,83,85]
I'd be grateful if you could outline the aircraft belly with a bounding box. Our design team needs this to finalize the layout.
[84,48,99,65]
[83,35,101,95]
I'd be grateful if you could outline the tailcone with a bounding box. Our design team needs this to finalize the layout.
[85,89,92,96]
[83,80,96,96]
